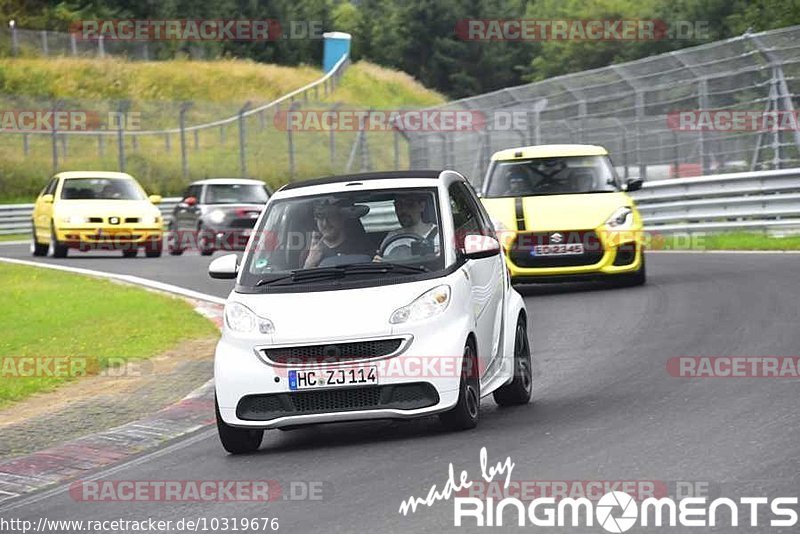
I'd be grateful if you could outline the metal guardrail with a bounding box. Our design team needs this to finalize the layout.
[631,168,800,233]
[0,198,180,236]
[3,168,800,236]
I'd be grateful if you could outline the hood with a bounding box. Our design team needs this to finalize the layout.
[202,204,264,216]
[232,279,439,343]
[482,192,633,231]
[55,199,160,218]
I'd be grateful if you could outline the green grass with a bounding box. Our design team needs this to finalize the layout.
[650,232,800,251]
[0,58,445,201]
[0,263,219,406]
[0,234,26,241]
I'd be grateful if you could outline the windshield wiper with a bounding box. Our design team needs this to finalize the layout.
[254,262,428,287]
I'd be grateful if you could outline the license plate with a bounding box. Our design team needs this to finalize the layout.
[288,366,378,391]
[532,243,584,256]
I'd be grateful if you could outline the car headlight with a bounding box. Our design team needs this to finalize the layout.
[141,215,160,225]
[60,215,88,224]
[389,285,451,324]
[208,210,226,225]
[605,207,634,229]
[224,302,275,334]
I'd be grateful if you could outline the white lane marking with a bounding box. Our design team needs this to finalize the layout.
[0,240,28,246]
[648,249,800,254]
[0,428,217,513]
[0,257,226,304]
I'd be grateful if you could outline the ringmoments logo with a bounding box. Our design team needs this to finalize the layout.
[398,448,800,530]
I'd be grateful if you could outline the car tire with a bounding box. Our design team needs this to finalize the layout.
[167,225,184,256]
[122,248,138,258]
[439,342,480,431]
[216,396,263,454]
[493,318,533,407]
[145,237,163,258]
[198,227,215,256]
[31,224,48,257]
[49,223,68,258]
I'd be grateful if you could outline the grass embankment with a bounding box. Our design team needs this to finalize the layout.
[650,232,800,251]
[0,263,219,406]
[0,57,445,202]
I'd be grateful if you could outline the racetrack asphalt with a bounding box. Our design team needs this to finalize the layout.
[1,243,799,532]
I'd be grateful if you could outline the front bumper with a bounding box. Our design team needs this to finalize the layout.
[56,225,163,248]
[503,227,644,280]
[215,316,471,429]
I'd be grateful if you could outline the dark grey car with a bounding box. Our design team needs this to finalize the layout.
[168,179,270,256]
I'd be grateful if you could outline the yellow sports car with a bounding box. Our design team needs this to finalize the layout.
[31,171,164,258]
[479,144,646,285]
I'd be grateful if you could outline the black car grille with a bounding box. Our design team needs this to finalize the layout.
[613,242,637,266]
[262,339,404,365]
[508,230,604,268]
[236,383,439,421]
[229,218,258,229]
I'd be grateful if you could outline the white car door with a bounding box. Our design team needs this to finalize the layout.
[447,182,505,377]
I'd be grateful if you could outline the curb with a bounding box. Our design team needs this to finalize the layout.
[0,259,225,504]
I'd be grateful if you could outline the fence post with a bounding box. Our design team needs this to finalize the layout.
[179,102,192,178]
[697,79,709,175]
[164,133,171,152]
[194,129,199,151]
[634,90,646,180]
[41,31,49,56]
[117,101,129,172]
[9,21,18,57]
[70,33,77,56]
[219,125,225,144]
[238,101,252,179]
[287,102,299,180]
[61,134,68,158]
[22,134,29,156]
[98,134,104,157]
[393,129,400,170]
[51,100,62,173]
[98,35,105,58]
[131,135,138,152]
[329,103,340,169]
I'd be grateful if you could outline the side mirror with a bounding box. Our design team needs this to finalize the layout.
[208,253,239,280]
[148,194,162,204]
[184,196,198,207]
[625,178,644,192]
[461,235,501,260]
[40,194,54,203]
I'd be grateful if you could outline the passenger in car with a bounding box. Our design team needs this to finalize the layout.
[302,199,371,268]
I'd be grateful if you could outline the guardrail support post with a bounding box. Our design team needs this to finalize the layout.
[117,100,129,171]
[98,35,105,58]
[22,134,29,156]
[98,134,104,157]
[698,79,710,175]
[51,100,62,173]
[41,31,49,56]
[194,130,199,151]
[164,133,171,152]
[10,23,18,56]
[70,33,77,56]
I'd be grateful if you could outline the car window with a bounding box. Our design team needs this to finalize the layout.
[204,184,269,204]
[485,155,620,197]
[42,177,58,196]
[186,185,202,200]
[239,187,444,288]
[60,178,145,200]
[448,182,484,250]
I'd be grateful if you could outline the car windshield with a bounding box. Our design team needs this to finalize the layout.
[485,155,621,197]
[204,184,269,204]
[239,187,444,288]
[60,178,145,200]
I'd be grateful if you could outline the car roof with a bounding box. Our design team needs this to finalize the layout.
[189,178,267,186]
[279,170,442,192]
[55,171,136,180]
[491,144,608,161]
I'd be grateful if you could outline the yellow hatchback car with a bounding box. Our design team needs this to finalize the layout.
[31,171,164,258]
[479,144,646,286]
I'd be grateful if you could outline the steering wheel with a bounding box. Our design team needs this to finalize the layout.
[378,233,427,258]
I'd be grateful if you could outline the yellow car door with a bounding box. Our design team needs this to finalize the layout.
[33,176,58,241]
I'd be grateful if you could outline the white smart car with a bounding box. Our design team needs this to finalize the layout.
[209,170,532,454]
